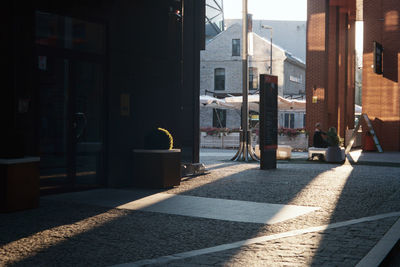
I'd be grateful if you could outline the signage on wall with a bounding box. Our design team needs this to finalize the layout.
[373,41,383,75]
[38,56,47,71]
[312,96,318,103]
[18,99,30,113]
[120,94,130,116]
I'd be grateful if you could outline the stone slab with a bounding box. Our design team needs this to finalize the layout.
[44,189,319,224]
[117,193,319,224]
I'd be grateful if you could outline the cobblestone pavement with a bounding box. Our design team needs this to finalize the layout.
[152,218,397,267]
[1,151,400,266]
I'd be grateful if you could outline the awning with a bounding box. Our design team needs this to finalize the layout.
[200,95,236,110]
[223,95,306,112]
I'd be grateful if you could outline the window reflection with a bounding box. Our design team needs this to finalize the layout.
[385,11,399,32]
[36,11,104,54]
[214,68,225,91]
[249,67,258,90]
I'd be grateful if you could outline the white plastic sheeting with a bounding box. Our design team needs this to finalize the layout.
[200,94,306,112]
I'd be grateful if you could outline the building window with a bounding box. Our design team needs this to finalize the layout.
[232,39,240,56]
[303,114,306,128]
[214,68,225,91]
[213,109,226,128]
[249,67,258,90]
[289,75,303,84]
[284,113,295,128]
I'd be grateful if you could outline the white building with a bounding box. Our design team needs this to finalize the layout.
[200,23,306,130]
[225,19,307,62]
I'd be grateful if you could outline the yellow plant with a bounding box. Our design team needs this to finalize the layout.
[158,128,174,150]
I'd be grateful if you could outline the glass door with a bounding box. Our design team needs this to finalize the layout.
[72,60,104,187]
[38,56,105,191]
[36,10,106,192]
[39,57,71,188]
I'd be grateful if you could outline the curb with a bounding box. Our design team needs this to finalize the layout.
[356,217,400,266]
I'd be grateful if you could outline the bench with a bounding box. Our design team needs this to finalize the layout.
[308,147,328,161]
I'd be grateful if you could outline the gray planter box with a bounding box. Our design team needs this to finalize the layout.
[132,149,181,188]
[325,146,345,163]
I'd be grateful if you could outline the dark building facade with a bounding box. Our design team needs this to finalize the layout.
[306,0,400,151]
[1,0,205,191]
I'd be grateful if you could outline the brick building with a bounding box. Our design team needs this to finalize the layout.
[306,0,400,151]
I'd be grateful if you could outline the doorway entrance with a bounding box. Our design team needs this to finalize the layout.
[36,11,106,192]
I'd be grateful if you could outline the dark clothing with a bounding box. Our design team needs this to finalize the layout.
[313,130,328,148]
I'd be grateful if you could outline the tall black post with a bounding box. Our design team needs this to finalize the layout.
[259,74,278,169]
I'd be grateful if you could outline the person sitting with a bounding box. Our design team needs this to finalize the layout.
[313,122,328,148]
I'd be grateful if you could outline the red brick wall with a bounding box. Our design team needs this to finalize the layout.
[307,0,356,145]
[363,0,400,150]
[327,6,339,132]
[337,10,347,137]
[346,18,356,134]
[307,0,400,150]
[306,0,328,145]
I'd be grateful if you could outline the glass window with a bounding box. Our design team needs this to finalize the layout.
[284,113,295,128]
[36,11,105,54]
[232,39,240,56]
[289,75,303,83]
[214,68,225,91]
[213,109,226,128]
[249,67,258,90]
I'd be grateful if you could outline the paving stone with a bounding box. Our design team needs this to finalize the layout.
[1,157,400,266]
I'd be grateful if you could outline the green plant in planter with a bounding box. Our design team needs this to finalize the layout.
[325,126,344,163]
[326,127,340,147]
[144,127,174,150]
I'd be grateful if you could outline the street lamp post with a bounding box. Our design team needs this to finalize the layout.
[262,25,273,74]
[231,0,258,161]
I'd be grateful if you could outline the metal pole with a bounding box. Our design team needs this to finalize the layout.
[241,0,248,161]
[270,29,273,74]
[262,25,273,74]
[231,0,258,161]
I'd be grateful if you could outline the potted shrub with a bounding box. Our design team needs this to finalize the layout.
[325,127,344,163]
[144,127,174,150]
[132,128,181,188]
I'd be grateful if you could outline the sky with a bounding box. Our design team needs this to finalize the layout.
[223,0,307,21]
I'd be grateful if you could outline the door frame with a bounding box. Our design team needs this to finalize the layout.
[35,32,108,191]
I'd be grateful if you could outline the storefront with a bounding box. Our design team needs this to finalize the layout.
[1,0,204,193]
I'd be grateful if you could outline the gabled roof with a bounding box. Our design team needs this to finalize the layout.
[206,23,241,44]
[284,52,306,67]
[204,23,305,67]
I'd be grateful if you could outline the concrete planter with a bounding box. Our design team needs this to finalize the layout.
[132,149,181,188]
[278,133,308,150]
[200,132,308,150]
[200,132,240,148]
[325,146,345,163]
